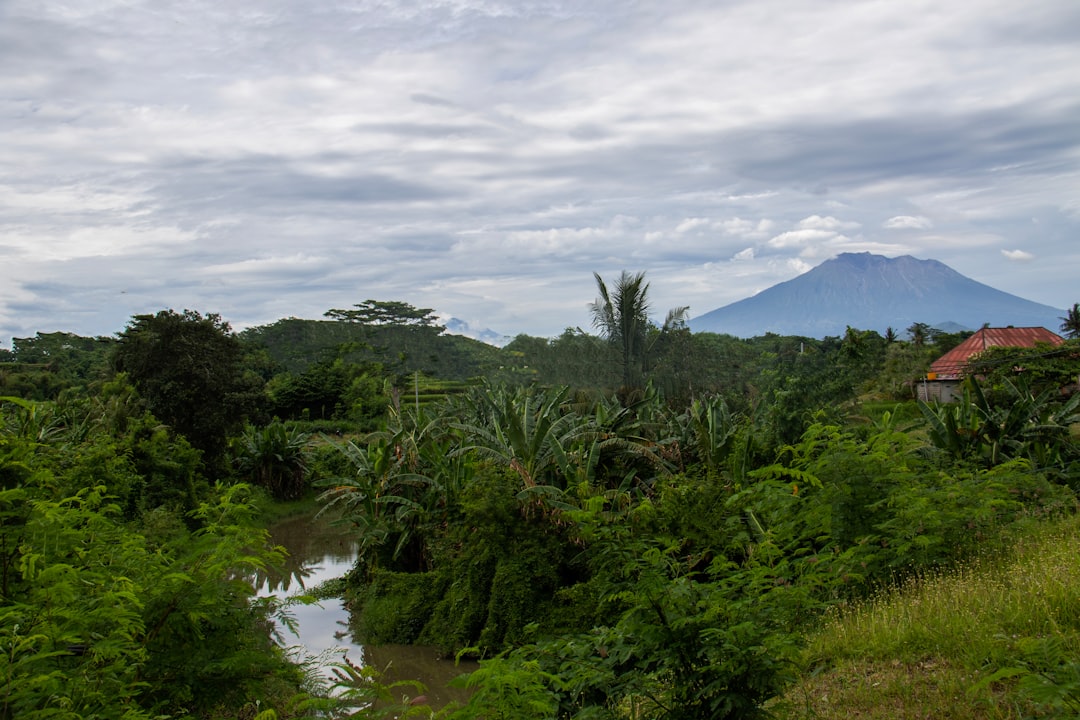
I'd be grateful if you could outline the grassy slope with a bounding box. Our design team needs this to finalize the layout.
[775,512,1080,719]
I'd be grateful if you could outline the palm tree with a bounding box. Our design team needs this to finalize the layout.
[590,271,650,390]
[590,271,688,391]
[1060,302,1080,339]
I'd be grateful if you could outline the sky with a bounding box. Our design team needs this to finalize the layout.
[2,0,1079,347]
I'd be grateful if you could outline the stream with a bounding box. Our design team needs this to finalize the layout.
[256,510,474,708]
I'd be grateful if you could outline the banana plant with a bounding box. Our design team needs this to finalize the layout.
[586,386,675,484]
[0,396,64,443]
[451,384,591,490]
[318,437,430,574]
[919,376,1080,472]
[918,379,987,462]
[231,421,311,500]
[1017,384,1080,475]
[683,395,741,478]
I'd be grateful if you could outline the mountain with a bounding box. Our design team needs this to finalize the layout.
[688,252,1065,339]
[440,316,512,347]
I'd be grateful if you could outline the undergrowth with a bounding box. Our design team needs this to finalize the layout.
[781,512,1080,718]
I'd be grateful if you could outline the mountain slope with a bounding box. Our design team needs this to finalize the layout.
[689,253,1064,338]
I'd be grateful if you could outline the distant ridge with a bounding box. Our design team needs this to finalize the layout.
[688,252,1064,339]
[440,317,511,347]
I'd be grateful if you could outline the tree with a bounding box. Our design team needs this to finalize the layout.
[907,322,931,347]
[589,271,687,393]
[872,340,937,399]
[325,299,444,331]
[0,333,115,401]
[112,310,266,472]
[0,407,300,718]
[1060,302,1080,339]
[266,360,350,420]
[503,329,618,388]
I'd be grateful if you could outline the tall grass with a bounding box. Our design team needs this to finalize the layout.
[783,513,1080,719]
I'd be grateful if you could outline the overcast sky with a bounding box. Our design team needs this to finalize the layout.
[2,0,1078,347]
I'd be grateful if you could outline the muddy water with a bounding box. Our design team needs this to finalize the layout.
[258,510,474,707]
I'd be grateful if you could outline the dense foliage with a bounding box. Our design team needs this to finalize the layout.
[239,316,503,381]
[0,332,114,400]
[0,396,302,719]
[113,310,267,471]
[320,377,1076,718]
[1,290,1077,718]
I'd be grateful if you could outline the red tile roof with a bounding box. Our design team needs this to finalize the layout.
[928,327,1065,380]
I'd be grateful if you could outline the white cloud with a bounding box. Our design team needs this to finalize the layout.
[5,225,197,262]
[675,217,710,233]
[202,253,333,277]
[0,0,1078,344]
[715,217,774,239]
[482,216,643,258]
[797,215,860,231]
[1001,249,1035,261]
[786,258,813,275]
[884,215,933,230]
[767,228,837,249]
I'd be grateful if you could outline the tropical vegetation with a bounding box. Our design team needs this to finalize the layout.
[0,284,1077,718]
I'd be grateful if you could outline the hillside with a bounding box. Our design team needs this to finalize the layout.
[689,253,1065,338]
[783,513,1080,718]
[239,317,504,379]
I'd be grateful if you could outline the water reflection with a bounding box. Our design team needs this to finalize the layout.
[260,509,473,707]
[256,511,359,595]
[362,644,474,709]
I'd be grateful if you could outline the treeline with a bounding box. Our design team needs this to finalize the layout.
[0,303,977,446]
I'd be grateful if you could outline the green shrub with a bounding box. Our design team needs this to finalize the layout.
[422,550,498,654]
[350,570,448,644]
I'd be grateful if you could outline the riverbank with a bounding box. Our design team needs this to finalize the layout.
[255,492,324,525]
[259,500,474,709]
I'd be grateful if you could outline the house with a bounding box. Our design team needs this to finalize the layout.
[918,326,1065,402]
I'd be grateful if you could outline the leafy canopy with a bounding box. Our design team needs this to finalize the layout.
[325,300,444,330]
[112,309,266,470]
